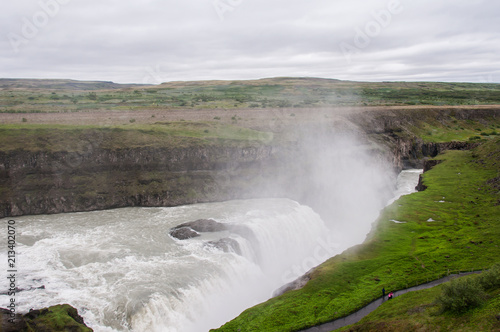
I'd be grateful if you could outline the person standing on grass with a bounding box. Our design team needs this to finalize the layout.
[382,287,385,298]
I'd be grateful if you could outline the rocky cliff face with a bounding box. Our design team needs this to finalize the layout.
[0,144,278,218]
[390,138,479,170]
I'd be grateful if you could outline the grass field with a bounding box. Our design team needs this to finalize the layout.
[2,78,500,115]
[406,116,500,143]
[213,137,500,332]
[0,122,274,152]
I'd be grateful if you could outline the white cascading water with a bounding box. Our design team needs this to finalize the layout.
[0,170,421,331]
[0,199,327,332]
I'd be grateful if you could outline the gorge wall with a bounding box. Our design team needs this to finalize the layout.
[1,107,498,219]
[0,144,278,218]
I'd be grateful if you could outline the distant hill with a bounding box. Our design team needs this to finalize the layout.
[1,77,500,112]
[0,78,147,91]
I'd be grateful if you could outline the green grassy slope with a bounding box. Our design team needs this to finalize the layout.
[213,138,500,332]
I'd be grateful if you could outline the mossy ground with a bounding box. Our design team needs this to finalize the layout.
[213,138,500,332]
[21,304,92,332]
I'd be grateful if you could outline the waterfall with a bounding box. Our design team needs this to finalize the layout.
[0,170,421,331]
[0,199,329,332]
[130,199,329,332]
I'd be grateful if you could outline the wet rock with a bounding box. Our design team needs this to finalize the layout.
[415,159,443,191]
[173,219,228,233]
[0,308,27,332]
[169,219,259,249]
[169,219,230,240]
[169,227,200,240]
[415,175,427,191]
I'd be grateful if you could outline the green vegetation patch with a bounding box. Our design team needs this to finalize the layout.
[213,138,500,332]
[0,122,273,152]
[150,121,273,143]
[407,116,500,143]
[22,304,92,332]
[2,78,500,112]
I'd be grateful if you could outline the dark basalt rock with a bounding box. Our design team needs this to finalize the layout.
[0,308,27,332]
[169,227,200,240]
[415,175,427,192]
[169,219,230,240]
[415,159,443,191]
[173,219,228,233]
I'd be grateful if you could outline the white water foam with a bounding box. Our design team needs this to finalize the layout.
[0,199,328,332]
[385,169,423,206]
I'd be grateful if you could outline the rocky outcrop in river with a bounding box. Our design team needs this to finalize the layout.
[0,304,92,332]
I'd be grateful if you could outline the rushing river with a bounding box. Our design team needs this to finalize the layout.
[0,170,422,332]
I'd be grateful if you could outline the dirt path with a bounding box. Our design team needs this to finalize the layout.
[298,271,482,332]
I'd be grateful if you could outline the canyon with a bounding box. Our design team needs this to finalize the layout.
[1,106,497,219]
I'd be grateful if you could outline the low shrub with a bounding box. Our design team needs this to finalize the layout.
[436,277,485,314]
[478,264,500,290]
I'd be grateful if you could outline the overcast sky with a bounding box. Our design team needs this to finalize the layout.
[1,0,499,84]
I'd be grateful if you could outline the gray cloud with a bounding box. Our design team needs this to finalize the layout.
[1,0,499,83]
